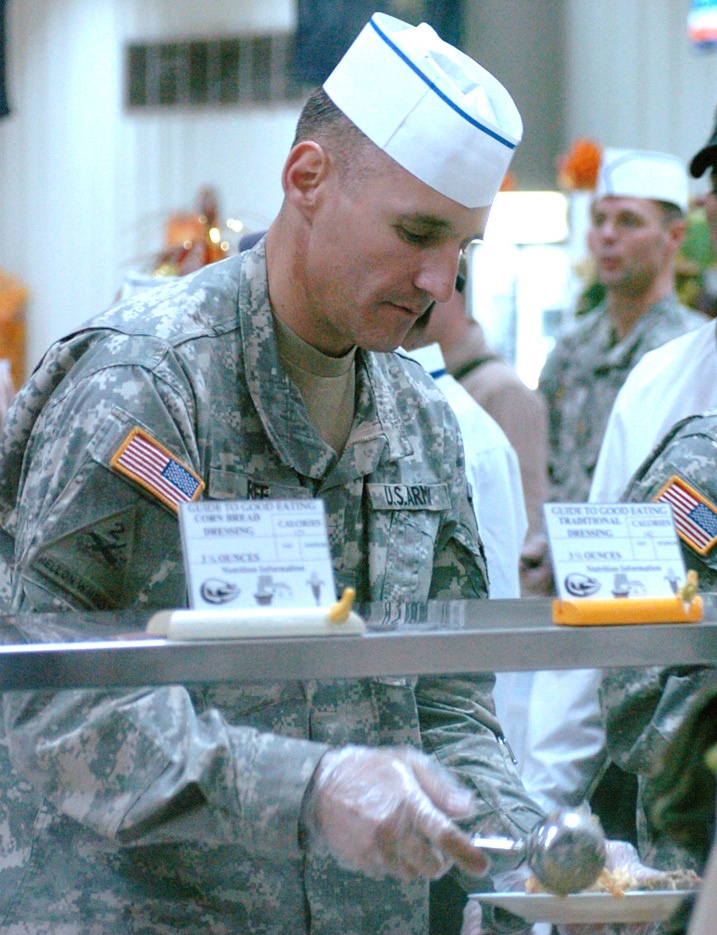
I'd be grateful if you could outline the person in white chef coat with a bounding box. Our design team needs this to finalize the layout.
[400,340,527,604]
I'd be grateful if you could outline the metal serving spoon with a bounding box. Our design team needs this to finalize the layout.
[471,808,607,896]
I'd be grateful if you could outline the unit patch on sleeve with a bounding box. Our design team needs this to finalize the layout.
[110,427,204,513]
[653,474,717,556]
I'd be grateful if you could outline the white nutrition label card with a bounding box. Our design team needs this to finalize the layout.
[179,499,336,610]
[544,502,687,601]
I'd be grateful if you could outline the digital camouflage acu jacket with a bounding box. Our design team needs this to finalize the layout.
[602,411,717,874]
[0,247,542,933]
[539,295,706,504]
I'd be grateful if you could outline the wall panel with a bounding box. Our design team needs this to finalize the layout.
[1,0,300,370]
[564,0,717,171]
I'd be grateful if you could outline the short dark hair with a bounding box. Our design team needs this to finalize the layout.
[292,87,380,182]
[293,88,352,145]
[657,200,685,225]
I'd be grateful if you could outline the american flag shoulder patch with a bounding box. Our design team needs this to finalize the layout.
[653,474,717,556]
[110,427,204,513]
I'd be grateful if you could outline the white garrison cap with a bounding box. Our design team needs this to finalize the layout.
[595,148,689,212]
[323,12,522,208]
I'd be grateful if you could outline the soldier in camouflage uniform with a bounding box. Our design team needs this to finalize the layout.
[0,13,545,935]
[600,410,717,880]
[540,148,706,505]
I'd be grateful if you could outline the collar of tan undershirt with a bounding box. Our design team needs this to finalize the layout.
[272,311,357,457]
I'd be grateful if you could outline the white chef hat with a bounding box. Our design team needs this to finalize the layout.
[323,13,522,209]
[595,148,689,213]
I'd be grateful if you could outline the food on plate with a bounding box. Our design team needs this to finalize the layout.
[526,866,701,899]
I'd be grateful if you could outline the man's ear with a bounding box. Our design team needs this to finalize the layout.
[282,141,330,214]
[667,216,687,253]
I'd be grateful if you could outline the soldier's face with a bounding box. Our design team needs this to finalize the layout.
[587,196,678,295]
[301,156,489,355]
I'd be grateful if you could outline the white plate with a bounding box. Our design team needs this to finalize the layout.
[473,890,694,924]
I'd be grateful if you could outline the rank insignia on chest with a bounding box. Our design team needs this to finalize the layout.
[110,427,205,513]
[653,475,717,556]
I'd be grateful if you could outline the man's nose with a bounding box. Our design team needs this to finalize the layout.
[593,220,617,240]
[414,250,460,303]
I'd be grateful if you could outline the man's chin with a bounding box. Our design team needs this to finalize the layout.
[358,332,414,354]
[401,326,425,352]
[357,308,433,353]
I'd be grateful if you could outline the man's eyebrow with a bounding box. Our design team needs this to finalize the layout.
[397,213,452,231]
[397,214,484,243]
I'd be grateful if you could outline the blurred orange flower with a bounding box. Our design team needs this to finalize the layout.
[557,138,602,190]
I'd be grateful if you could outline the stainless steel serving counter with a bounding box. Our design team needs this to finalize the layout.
[1,596,716,690]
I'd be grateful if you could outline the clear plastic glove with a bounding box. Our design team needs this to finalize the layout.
[461,866,535,935]
[461,898,483,935]
[556,840,666,935]
[461,900,536,935]
[301,745,490,882]
[600,839,673,888]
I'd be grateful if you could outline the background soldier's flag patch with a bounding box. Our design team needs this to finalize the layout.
[654,475,717,555]
[110,427,204,513]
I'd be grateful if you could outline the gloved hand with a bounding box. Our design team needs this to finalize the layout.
[461,866,536,935]
[300,744,489,882]
[556,839,667,935]
[600,838,672,888]
[460,901,536,935]
[460,898,483,935]
[519,538,555,597]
